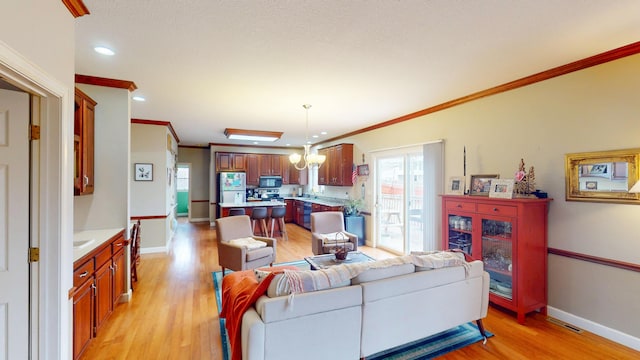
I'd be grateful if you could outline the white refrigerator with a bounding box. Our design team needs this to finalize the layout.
[219,172,246,204]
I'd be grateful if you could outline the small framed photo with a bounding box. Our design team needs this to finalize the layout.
[134,163,153,181]
[489,179,515,198]
[357,164,370,176]
[446,176,465,195]
[470,174,499,196]
[584,180,598,190]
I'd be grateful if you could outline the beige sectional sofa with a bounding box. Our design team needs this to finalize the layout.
[240,258,490,360]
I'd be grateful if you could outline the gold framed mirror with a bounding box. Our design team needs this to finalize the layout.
[565,148,640,204]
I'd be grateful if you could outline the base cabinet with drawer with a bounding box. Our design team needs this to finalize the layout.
[441,195,551,324]
[72,230,126,360]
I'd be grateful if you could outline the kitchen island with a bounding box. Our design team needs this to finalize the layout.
[218,201,286,217]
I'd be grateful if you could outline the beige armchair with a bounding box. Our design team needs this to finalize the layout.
[310,211,358,255]
[215,215,276,276]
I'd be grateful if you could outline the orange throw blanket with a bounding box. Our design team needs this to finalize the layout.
[219,266,298,360]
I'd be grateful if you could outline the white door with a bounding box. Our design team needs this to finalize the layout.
[0,88,30,359]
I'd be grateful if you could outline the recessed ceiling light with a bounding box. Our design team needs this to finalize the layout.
[253,141,259,145]
[312,135,319,138]
[132,96,146,102]
[94,46,115,56]
[320,131,327,135]
[286,143,291,146]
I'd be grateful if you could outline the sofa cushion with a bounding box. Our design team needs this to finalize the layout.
[245,246,273,261]
[351,256,415,285]
[360,260,484,303]
[227,237,267,250]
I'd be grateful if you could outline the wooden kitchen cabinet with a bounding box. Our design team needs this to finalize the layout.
[317,143,353,186]
[441,195,552,324]
[285,199,294,222]
[72,277,94,360]
[215,152,246,172]
[288,161,308,185]
[246,154,260,186]
[72,230,127,360]
[259,154,282,176]
[74,87,96,196]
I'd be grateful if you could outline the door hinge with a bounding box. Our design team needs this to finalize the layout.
[30,125,40,140]
[29,247,40,262]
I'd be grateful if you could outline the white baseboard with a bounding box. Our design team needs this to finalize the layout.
[140,246,168,254]
[548,306,640,351]
[189,217,209,222]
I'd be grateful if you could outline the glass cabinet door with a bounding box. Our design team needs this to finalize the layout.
[447,214,473,257]
[481,218,513,300]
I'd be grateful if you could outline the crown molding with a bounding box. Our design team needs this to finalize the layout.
[62,0,90,18]
[75,74,138,91]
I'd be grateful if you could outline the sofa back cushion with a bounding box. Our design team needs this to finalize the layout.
[351,263,415,284]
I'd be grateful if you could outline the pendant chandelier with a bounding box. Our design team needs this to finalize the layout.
[289,104,326,170]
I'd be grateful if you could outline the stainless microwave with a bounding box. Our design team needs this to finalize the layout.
[258,176,282,188]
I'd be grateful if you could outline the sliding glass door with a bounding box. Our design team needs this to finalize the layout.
[373,142,443,255]
[374,147,424,254]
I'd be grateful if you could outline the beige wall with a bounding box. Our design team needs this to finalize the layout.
[131,123,178,251]
[336,53,640,343]
[178,146,211,221]
[74,84,131,231]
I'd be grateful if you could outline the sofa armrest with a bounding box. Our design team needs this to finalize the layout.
[241,308,265,360]
[310,232,324,255]
[480,271,490,318]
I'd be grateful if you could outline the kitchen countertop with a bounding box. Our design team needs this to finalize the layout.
[219,201,286,208]
[284,196,346,207]
[73,227,125,263]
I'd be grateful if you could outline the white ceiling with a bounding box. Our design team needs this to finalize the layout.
[74,1,640,147]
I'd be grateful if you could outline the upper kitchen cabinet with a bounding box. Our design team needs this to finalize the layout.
[74,87,96,195]
[318,143,354,186]
[215,152,246,172]
[246,154,260,186]
[259,154,282,176]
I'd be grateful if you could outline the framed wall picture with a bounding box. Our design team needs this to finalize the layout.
[357,164,370,176]
[489,179,515,198]
[134,163,153,181]
[470,174,499,196]
[446,176,465,195]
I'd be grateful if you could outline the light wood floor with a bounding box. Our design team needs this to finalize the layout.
[80,219,640,359]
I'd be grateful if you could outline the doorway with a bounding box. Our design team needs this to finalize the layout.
[176,164,190,218]
[373,141,443,255]
[1,43,70,359]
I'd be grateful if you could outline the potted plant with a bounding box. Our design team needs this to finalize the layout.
[343,198,365,217]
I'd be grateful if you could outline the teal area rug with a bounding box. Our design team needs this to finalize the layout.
[212,260,492,360]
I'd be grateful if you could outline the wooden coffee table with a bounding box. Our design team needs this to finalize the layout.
[304,251,375,270]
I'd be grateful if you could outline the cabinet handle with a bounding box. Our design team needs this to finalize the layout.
[493,208,498,211]
[83,175,89,185]
[456,204,462,208]
[79,271,88,278]
[92,283,97,296]
[116,243,123,247]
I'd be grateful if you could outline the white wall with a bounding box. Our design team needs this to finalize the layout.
[339,53,640,344]
[1,1,76,359]
[74,84,131,231]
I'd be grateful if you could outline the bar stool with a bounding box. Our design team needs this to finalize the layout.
[228,208,246,216]
[269,206,288,241]
[250,207,269,236]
